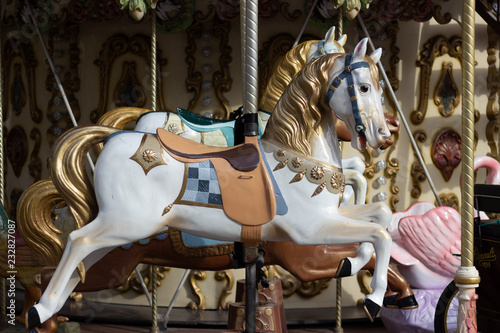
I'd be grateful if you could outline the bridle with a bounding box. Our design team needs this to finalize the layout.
[326,53,370,135]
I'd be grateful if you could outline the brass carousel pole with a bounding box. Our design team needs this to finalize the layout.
[242,0,259,332]
[150,6,161,333]
[456,0,480,331]
[334,6,344,333]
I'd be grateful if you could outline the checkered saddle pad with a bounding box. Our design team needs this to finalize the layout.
[179,160,223,206]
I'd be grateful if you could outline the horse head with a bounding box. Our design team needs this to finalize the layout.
[327,38,391,152]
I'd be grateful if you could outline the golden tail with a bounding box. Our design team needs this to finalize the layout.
[17,179,65,266]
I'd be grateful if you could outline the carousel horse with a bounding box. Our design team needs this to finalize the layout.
[26,39,394,330]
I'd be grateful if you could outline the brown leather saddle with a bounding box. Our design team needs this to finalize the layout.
[157,128,276,246]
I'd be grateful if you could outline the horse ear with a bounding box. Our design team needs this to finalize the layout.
[352,38,368,62]
[338,34,347,47]
[324,26,336,44]
[370,48,382,64]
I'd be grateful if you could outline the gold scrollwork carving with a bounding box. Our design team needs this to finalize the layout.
[385,145,400,212]
[410,130,427,199]
[188,270,207,310]
[215,270,234,310]
[486,26,500,159]
[438,193,459,211]
[117,265,169,294]
[411,35,462,124]
[264,265,331,298]
[4,35,42,123]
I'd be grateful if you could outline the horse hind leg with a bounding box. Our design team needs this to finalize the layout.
[28,219,123,329]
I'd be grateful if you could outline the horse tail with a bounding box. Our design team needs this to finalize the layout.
[51,125,120,230]
[94,107,150,154]
[17,179,66,266]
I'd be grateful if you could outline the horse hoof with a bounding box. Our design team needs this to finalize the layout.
[397,294,419,309]
[335,258,351,278]
[363,298,381,322]
[383,294,398,309]
[26,307,41,330]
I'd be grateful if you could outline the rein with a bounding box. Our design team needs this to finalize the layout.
[326,53,370,134]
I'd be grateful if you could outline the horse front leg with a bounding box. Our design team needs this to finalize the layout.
[335,202,392,278]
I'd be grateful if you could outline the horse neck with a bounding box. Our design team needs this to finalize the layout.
[309,113,343,169]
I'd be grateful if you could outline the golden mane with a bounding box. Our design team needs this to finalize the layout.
[259,40,316,112]
[262,53,380,156]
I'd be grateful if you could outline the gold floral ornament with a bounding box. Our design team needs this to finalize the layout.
[167,123,180,134]
[130,134,167,175]
[291,157,303,168]
[330,173,343,189]
[310,165,325,180]
[142,149,157,163]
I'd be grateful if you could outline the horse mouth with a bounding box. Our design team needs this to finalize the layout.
[358,133,367,150]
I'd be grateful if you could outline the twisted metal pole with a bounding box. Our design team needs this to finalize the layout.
[244,0,258,116]
[150,8,161,333]
[240,0,246,110]
[455,0,480,331]
[334,7,345,333]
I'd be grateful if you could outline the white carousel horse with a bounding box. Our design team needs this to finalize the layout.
[27,38,392,330]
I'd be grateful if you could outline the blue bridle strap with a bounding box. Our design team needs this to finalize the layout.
[326,53,370,134]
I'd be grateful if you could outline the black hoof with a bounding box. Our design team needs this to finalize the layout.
[26,307,41,330]
[397,294,419,309]
[363,298,381,322]
[335,258,352,278]
[383,294,398,308]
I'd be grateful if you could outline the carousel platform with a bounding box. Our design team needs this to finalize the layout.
[2,289,387,332]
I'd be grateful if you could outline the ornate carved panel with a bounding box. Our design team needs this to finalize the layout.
[433,62,460,118]
[375,0,451,24]
[214,0,301,22]
[113,61,146,107]
[410,130,427,199]
[29,128,42,182]
[66,0,123,24]
[45,22,82,148]
[3,36,41,122]
[92,34,168,123]
[432,128,462,181]
[185,6,232,119]
[6,126,27,177]
[411,35,462,124]
[486,27,500,159]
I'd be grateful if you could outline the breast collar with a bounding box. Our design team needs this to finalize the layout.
[326,53,370,135]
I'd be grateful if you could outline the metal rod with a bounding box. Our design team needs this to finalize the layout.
[245,254,257,333]
[136,267,152,306]
[244,0,258,115]
[150,8,160,333]
[334,279,344,333]
[241,0,246,110]
[25,1,95,173]
[162,269,191,329]
[357,15,443,206]
[292,0,319,48]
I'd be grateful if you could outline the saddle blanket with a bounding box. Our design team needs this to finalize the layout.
[179,160,223,206]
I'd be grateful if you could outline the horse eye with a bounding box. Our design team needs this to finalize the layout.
[360,84,370,93]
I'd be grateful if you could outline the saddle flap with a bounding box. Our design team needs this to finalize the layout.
[157,128,259,172]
